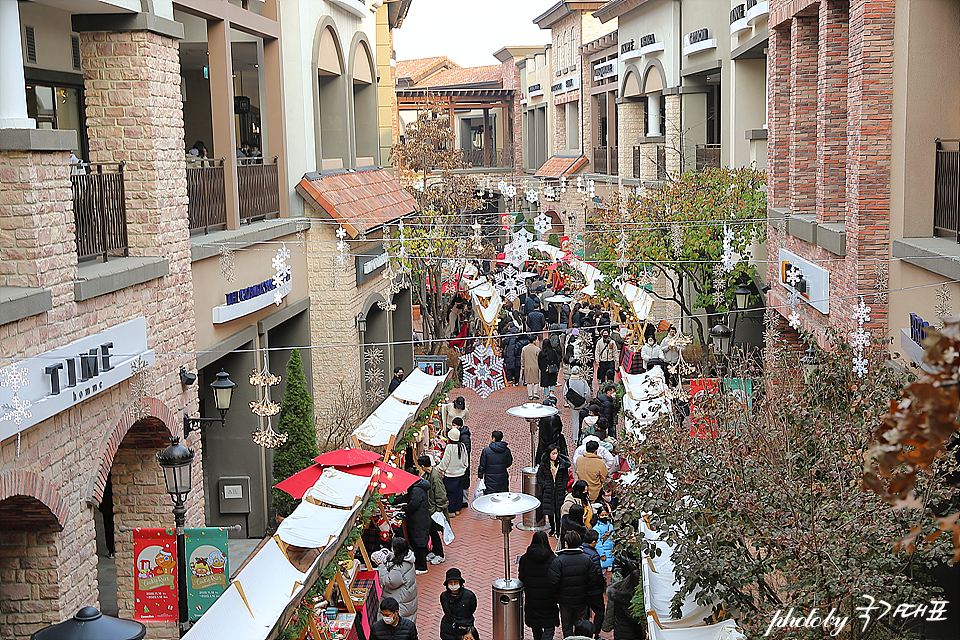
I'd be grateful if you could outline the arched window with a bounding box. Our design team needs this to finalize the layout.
[352,39,379,166]
[317,25,349,169]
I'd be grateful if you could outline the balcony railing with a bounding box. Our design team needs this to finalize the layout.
[593,147,608,176]
[611,147,618,177]
[935,139,960,240]
[72,163,128,262]
[238,156,280,224]
[187,158,226,234]
[461,146,514,168]
[696,144,722,171]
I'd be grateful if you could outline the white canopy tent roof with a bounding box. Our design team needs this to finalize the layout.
[277,501,363,549]
[352,369,445,446]
[302,468,372,508]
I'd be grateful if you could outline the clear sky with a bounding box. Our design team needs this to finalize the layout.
[393,0,553,67]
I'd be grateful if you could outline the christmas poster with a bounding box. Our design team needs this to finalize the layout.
[185,527,230,621]
[133,528,178,623]
[689,378,719,438]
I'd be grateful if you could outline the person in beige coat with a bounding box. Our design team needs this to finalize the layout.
[574,440,609,501]
[521,338,542,401]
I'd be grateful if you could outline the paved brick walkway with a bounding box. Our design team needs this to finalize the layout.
[412,380,590,640]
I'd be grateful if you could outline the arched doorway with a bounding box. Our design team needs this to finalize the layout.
[0,471,68,638]
[317,25,349,169]
[91,405,177,625]
[362,298,389,402]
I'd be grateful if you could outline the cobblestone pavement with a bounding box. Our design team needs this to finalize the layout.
[412,379,604,640]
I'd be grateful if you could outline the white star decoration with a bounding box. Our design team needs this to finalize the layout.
[534,212,551,236]
[460,344,505,399]
[494,265,527,302]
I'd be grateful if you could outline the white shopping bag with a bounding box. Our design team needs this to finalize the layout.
[431,511,455,545]
[473,478,485,501]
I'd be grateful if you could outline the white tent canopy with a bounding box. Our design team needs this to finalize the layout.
[352,368,444,446]
[391,368,445,405]
[277,501,363,549]
[302,468,372,508]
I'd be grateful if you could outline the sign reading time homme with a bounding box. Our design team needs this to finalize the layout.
[0,317,154,441]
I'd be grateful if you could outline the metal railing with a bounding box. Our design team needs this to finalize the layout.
[239,155,280,224]
[72,163,128,262]
[593,146,609,176]
[187,158,226,234]
[696,144,722,171]
[461,146,514,168]
[610,146,618,177]
[934,139,960,240]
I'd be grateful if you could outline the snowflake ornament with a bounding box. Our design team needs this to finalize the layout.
[935,284,953,318]
[1,395,32,426]
[852,357,869,378]
[853,298,872,325]
[787,312,802,330]
[365,367,384,387]
[534,212,551,236]
[459,344,505,399]
[494,265,526,302]
[525,189,539,204]
[504,184,517,199]
[721,225,737,272]
[0,362,29,394]
[497,180,509,194]
[560,177,567,194]
[272,243,291,305]
[671,224,683,257]
[364,347,384,368]
[850,296,871,378]
[785,266,802,288]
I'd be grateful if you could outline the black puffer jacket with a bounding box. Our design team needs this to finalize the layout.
[535,415,569,464]
[502,329,520,370]
[439,587,478,640]
[605,571,645,640]
[527,310,546,333]
[369,617,419,640]
[512,337,530,371]
[536,453,570,513]
[402,479,431,547]
[548,548,604,606]
[518,543,559,628]
[478,441,513,493]
[596,393,618,430]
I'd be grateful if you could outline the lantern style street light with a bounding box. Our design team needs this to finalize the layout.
[156,437,194,637]
[183,369,235,437]
[710,322,733,356]
[801,346,819,385]
[734,282,751,311]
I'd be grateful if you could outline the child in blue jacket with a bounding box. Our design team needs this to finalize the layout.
[593,504,616,574]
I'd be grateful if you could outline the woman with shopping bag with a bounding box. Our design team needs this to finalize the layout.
[439,428,470,516]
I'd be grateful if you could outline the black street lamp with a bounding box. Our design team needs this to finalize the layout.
[710,322,733,378]
[156,437,194,637]
[801,346,819,385]
[183,369,235,437]
[734,282,751,311]
[30,606,145,640]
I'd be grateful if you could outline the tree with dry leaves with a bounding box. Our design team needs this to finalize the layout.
[391,94,483,354]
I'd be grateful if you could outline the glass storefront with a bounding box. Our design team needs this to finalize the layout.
[25,84,87,159]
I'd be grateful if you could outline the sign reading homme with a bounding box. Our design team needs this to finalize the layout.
[0,317,154,441]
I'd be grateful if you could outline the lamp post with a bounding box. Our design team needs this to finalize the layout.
[183,369,235,437]
[801,346,819,385]
[709,322,733,377]
[156,438,194,637]
[734,282,751,312]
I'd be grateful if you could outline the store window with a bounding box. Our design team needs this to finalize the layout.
[25,84,86,158]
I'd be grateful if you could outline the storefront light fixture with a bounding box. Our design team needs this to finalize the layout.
[710,322,733,356]
[356,312,367,335]
[183,369,236,437]
[734,282,751,311]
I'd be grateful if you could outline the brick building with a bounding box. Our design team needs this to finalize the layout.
[765,0,960,364]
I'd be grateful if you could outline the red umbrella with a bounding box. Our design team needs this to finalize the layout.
[313,448,381,467]
[274,461,419,499]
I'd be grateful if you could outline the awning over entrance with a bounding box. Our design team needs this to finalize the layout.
[296,168,417,238]
[534,155,588,179]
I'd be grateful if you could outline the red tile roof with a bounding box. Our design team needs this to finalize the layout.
[535,155,588,179]
[395,56,460,85]
[412,64,503,88]
[296,170,417,238]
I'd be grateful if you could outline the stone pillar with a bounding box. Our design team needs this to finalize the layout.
[0,0,34,129]
[767,25,791,209]
[207,19,241,229]
[789,14,818,214]
[816,0,848,223]
[664,93,682,176]
[617,99,643,180]
[79,30,192,251]
[0,531,61,638]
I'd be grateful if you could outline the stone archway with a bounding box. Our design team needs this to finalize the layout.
[0,471,69,638]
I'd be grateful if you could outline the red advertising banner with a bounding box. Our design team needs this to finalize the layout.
[133,527,178,623]
[689,378,719,438]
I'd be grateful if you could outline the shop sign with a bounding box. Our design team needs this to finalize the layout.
[528,83,543,98]
[133,528,178,623]
[638,33,664,56]
[185,527,230,621]
[212,273,292,324]
[356,243,390,286]
[554,74,580,95]
[0,317,153,442]
[683,28,717,56]
[778,248,830,314]
[551,80,563,93]
[593,61,617,82]
[909,313,932,346]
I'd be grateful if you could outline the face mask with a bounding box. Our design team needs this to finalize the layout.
[382,615,396,625]
[448,583,461,592]
[550,452,558,461]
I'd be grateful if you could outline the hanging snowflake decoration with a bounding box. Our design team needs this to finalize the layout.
[219,245,236,283]
[873,262,889,304]
[1,395,31,427]
[471,221,483,252]
[459,344,505,399]
[935,284,953,330]
[295,220,307,245]
[788,311,802,331]
[616,228,629,275]
[560,176,567,194]
[364,347,384,368]
[365,366,385,388]
[544,185,556,200]
[504,183,517,199]
[720,225,737,272]
[587,179,596,199]
[335,226,348,267]
[272,243,291,305]
[129,357,151,420]
[576,176,584,193]
[494,265,526,302]
[849,296,871,379]
[763,309,782,364]
[785,266,802,288]
[497,180,509,194]
[534,212,551,236]
[0,362,29,394]
[525,189,539,204]
[365,382,385,404]
[712,262,726,307]
[576,331,594,367]
[671,224,683,258]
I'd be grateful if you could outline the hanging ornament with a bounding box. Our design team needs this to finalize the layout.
[250,356,287,448]
[850,297,871,378]
[587,179,596,199]
[295,220,307,246]
[763,309,782,365]
[493,265,526,302]
[525,189,539,204]
[935,284,953,330]
[364,347,384,368]
[335,226,348,269]
[671,224,683,258]
[712,262,726,308]
[472,221,483,253]
[616,228,628,275]
[129,357,151,420]
[363,346,386,403]
[219,245,236,283]
[721,224,737,272]
[0,362,32,432]
[459,344,505,399]
[560,176,567,194]
[534,211,551,237]
[272,243,291,305]
[544,185,556,200]
[504,183,517,199]
[497,180,508,194]
[576,176,584,193]
[873,262,889,304]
